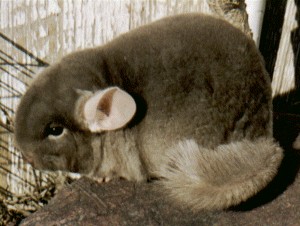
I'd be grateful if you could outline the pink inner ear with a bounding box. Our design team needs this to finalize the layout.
[97,88,117,116]
[82,87,136,132]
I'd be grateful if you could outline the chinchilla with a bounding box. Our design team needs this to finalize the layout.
[14,13,283,210]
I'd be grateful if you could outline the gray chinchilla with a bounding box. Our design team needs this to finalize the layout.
[14,13,283,210]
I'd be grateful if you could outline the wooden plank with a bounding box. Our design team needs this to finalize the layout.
[272,0,298,96]
[259,0,287,78]
[0,0,211,63]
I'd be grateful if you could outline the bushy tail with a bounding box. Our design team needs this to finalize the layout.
[157,138,283,210]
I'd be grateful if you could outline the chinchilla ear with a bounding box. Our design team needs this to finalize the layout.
[77,87,136,132]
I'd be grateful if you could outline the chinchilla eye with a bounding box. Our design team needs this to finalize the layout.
[45,124,65,137]
[49,126,64,136]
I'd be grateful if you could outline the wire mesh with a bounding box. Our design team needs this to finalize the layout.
[0,32,60,218]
